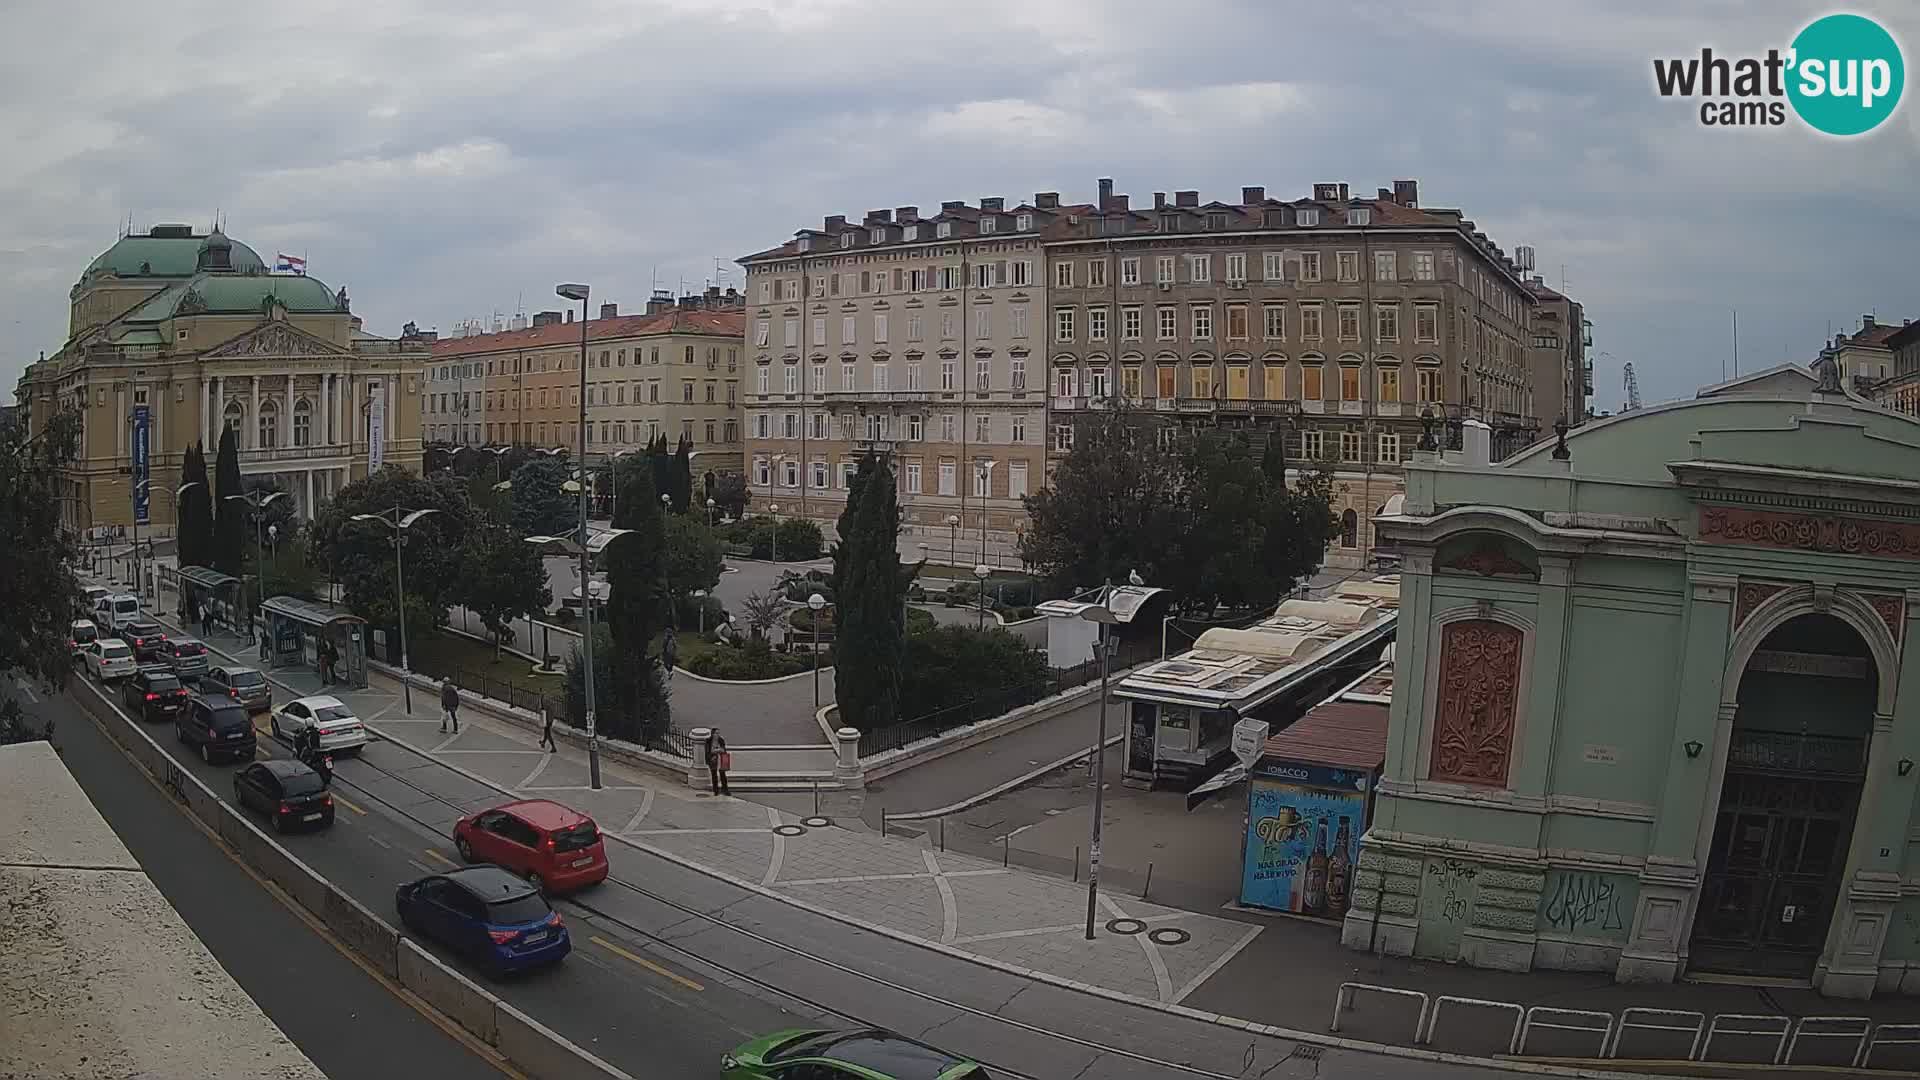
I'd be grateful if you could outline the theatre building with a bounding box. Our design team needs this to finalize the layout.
[1344,364,1920,998]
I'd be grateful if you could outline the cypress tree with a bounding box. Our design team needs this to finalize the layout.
[604,456,669,739]
[671,434,693,513]
[176,443,202,568]
[831,452,908,730]
[212,426,246,576]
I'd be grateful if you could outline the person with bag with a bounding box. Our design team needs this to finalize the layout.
[440,681,461,735]
[704,730,731,795]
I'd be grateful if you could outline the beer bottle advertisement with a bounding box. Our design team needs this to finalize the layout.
[1241,778,1367,915]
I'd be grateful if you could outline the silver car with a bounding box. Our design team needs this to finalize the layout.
[84,639,137,682]
[159,637,211,682]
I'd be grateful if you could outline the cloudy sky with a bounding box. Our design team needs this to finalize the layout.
[2,0,1914,409]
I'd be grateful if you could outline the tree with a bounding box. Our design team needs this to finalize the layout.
[831,452,915,731]
[899,626,1049,719]
[309,465,474,639]
[212,426,246,576]
[669,434,693,512]
[662,514,723,621]
[736,589,787,642]
[711,472,750,520]
[648,433,672,505]
[177,442,212,568]
[603,456,669,739]
[459,517,553,656]
[508,456,575,537]
[0,407,81,693]
[1019,403,1183,595]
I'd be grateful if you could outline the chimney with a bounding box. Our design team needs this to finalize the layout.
[1337,183,1350,201]
[1461,419,1492,467]
[1378,188,1392,201]
[1175,190,1199,208]
[941,200,965,212]
[565,309,574,324]
[896,205,919,223]
[1394,179,1419,206]
[1034,192,1059,209]
[705,285,721,303]
[1153,192,1167,210]
[866,209,892,224]
[646,290,673,315]
[980,197,1003,212]
[1862,314,1876,330]
[533,310,562,328]
[1111,194,1129,212]
[1097,178,1113,209]
[679,295,698,311]
[599,302,618,320]
[1242,186,1265,205]
[1313,182,1339,200]
[824,214,846,230]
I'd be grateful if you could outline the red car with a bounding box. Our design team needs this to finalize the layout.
[453,800,609,894]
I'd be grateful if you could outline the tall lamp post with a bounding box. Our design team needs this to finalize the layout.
[705,497,717,527]
[946,514,960,567]
[557,281,602,790]
[1077,574,1164,940]
[808,592,827,710]
[349,506,440,714]
[223,490,287,639]
[974,461,995,568]
[973,563,990,630]
[768,503,781,564]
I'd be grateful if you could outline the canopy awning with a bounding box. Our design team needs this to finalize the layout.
[177,565,241,590]
[262,595,367,629]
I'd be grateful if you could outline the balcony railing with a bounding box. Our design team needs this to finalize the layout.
[819,390,934,405]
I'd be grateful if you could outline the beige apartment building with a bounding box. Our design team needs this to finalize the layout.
[429,289,744,478]
[1525,277,1591,425]
[15,224,428,537]
[739,195,1084,560]
[1044,178,1545,568]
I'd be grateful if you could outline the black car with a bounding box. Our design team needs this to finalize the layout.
[232,760,334,833]
[118,619,169,661]
[176,696,257,764]
[121,666,191,722]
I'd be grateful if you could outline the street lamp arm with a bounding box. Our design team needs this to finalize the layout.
[398,509,440,530]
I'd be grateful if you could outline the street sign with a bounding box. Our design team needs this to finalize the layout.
[1232,717,1269,767]
[131,405,150,525]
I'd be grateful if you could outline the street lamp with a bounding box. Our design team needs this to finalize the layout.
[557,281,603,790]
[224,490,287,640]
[808,592,827,711]
[974,461,996,567]
[692,589,709,635]
[349,506,441,716]
[974,563,990,630]
[768,503,781,564]
[946,514,960,567]
[705,496,717,526]
[1076,574,1166,940]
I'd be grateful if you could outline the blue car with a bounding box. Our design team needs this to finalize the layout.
[395,866,570,976]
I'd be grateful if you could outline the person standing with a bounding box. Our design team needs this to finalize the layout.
[440,681,461,735]
[703,730,731,795]
[662,625,679,683]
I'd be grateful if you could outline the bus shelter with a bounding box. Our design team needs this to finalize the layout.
[261,596,369,690]
[173,566,245,636]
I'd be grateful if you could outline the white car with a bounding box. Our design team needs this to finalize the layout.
[69,618,101,658]
[94,593,141,632]
[83,639,137,682]
[271,695,368,753]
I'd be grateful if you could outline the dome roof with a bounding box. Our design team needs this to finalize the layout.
[82,227,267,280]
[125,273,343,321]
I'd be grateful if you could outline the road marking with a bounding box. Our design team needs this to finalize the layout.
[423,848,458,867]
[408,858,434,874]
[589,934,705,992]
[368,834,393,850]
[14,679,39,703]
[332,792,369,816]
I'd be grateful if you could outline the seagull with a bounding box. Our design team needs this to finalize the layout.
[1127,569,1145,587]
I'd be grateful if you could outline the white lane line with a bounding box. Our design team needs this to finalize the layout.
[362,702,399,723]
[429,731,462,753]
[762,805,785,888]
[517,750,556,790]
[1104,895,1173,1003]
[620,787,655,834]
[924,850,959,944]
[14,679,39,704]
[407,858,433,873]
[367,834,393,850]
[1173,924,1263,1004]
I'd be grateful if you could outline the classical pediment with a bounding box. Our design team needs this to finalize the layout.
[202,322,351,360]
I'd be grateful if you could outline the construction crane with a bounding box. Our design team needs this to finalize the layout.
[1622,362,1642,411]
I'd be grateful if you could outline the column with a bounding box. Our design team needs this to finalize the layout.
[209,376,221,448]
[284,377,294,449]
[387,378,398,454]
[116,387,126,454]
[305,470,315,519]
[249,375,261,450]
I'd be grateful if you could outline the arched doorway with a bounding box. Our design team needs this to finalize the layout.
[1690,613,1876,979]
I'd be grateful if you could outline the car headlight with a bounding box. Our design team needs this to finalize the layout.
[720,1054,737,1069]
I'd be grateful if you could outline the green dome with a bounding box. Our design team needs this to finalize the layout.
[124,273,344,322]
[82,228,268,280]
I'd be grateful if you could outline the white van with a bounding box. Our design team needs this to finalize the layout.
[94,593,141,631]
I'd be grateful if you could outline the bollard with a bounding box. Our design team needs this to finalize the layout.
[880,807,888,838]
[812,779,820,817]
[1074,845,1080,883]
[939,817,945,852]
[1003,834,1009,867]
[1143,861,1154,900]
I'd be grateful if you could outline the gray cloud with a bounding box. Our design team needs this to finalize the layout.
[3,0,1917,409]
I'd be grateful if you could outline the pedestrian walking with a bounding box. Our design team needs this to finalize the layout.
[703,730,731,795]
[539,705,557,752]
[662,625,679,683]
[440,681,461,735]
[200,602,213,639]
[319,638,337,685]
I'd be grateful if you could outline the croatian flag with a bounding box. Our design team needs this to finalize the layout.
[275,252,307,275]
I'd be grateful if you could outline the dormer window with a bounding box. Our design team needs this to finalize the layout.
[1349,207,1372,226]
[902,223,919,241]
[1264,209,1289,227]
[1160,215,1179,232]
[1299,208,1321,227]
[1206,212,1228,230]
[797,236,811,252]
[840,233,854,249]
[1016,213,1033,231]
[980,216,998,234]
[936,221,953,238]
[870,227,885,244]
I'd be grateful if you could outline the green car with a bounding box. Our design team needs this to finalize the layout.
[721,1028,993,1079]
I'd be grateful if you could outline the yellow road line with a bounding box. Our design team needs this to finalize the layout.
[424,848,458,867]
[589,934,705,992]
[332,792,368,816]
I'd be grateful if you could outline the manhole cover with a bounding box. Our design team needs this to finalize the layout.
[772,824,807,837]
[1148,928,1191,946]
[1105,918,1147,935]
[801,815,832,828]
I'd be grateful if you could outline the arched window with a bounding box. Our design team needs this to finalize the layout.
[223,400,243,435]
[292,399,312,447]
[258,399,278,449]
[1340,507,1358,548]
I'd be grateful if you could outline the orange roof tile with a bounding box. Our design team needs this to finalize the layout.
[432,310,743,357]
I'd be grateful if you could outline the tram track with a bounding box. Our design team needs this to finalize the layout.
[332,744,1257,1080]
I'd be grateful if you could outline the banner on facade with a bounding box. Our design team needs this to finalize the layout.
[367,381,385,472]
[131,404,150,525]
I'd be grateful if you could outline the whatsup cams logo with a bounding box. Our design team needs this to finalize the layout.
[1653,12,1904,135]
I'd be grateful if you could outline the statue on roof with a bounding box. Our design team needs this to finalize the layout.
[1813,352,1844,395]
[336,285,350,313]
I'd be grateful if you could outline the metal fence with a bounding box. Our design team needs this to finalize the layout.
[857,636,1159,757]
[446,665,695,759]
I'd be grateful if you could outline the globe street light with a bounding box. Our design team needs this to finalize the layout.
[705,496,717,527]
[768,503,781,564]
[349,506,440,714]
[974,563,990,630]
[946,514,960,567]
[808,592,827,711]
[557,281,603,790]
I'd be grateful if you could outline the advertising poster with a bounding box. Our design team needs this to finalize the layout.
[131,404,150,525]
[367,381,386,472]
[1241,763,1369,918]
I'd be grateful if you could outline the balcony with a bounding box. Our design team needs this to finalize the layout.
[821,390,934,406]
[1338,400,1364,416]
[1301,399,1326,414]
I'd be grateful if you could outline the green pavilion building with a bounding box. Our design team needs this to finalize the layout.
[1344,362,1920,998]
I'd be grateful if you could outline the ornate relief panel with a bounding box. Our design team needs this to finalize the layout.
[1436,537,1539,580]
[1734,581,1790,630]
[1862,592,1905,645]
[1429,619,1524,787]
[1700,506,1920,560]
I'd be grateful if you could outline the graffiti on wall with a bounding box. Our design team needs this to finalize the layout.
[1538,869,1637,942]
[1412,858,1480,959]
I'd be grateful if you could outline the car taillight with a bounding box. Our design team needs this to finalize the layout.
[228,688,239,698]
[278,801,291,815]
[488,929,521,945]
[546,911,563,928]
[322,794,333,807]
[144,693,157,701]
[545,836,556,850]
[207,726,217,739]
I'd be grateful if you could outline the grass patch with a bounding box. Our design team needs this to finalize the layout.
[409,629,565,693]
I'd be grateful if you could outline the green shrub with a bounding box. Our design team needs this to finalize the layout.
[683,638,810,680]
[897,625,1048,719]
